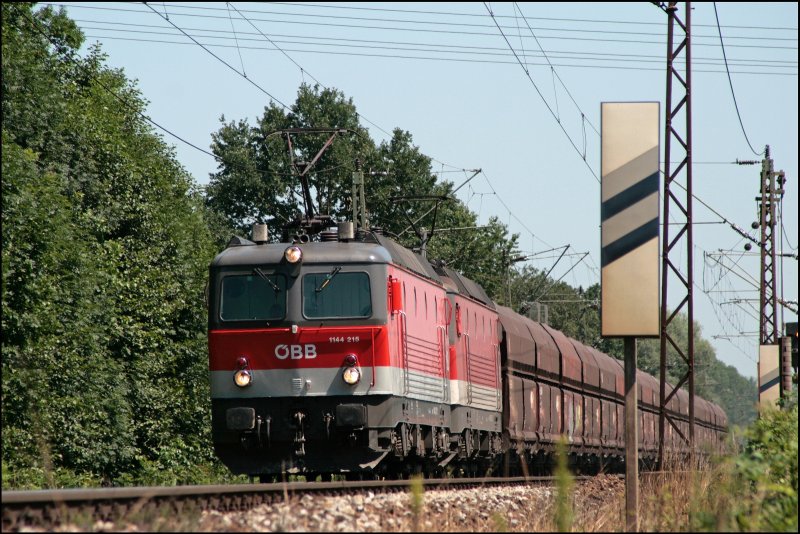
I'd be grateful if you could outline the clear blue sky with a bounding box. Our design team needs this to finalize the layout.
[54,1,798,379]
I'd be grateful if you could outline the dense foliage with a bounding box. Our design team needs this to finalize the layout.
[2,3,234,487]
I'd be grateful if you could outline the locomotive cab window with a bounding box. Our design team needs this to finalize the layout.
[303,271,372,318]
[220,273,287,321]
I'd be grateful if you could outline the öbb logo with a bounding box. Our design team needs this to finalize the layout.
[274,344,317,360]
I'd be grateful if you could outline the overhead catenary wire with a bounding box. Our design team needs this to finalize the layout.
[226,3,325,88]
[50,3,800,43]
[70,18,800,68]
[531,251,591,302]
[713,2,764,157]
[78,33,798,76]
[47,3,799,50]
[157,4,480,179]
[694,233,762,364]
[473,170,602,281]
[189,4,798,42]
[198,0,788,304]
[669,177,761,247]
[225,2,246,76]
[484,3,601,183]
[143,2,293,111]
[514,2,601,137]
[16,9,395,207]
[268,1,799,32]
[700,249,761,363]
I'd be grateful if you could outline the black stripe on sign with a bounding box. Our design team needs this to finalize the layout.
[601,171,659,222]
[759,375,780,394]
[601,218,658,267]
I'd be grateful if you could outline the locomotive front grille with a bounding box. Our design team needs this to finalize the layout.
[292,378,303,393]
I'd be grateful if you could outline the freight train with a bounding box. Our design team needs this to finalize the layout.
[208,222,727,480]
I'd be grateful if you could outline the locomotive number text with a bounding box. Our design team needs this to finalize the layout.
[329,336,360,343]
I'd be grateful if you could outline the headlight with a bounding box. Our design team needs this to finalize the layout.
[342,366,361,385]
[284,246,303,263]
[234,369,252,387]
[234,356,252,387]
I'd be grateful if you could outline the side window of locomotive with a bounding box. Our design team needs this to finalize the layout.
[303,271,372,318]
[220,273,286,321]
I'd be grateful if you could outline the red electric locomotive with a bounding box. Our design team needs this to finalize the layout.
[208,222,502,479]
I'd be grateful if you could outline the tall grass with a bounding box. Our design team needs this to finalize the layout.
[553,437,574,532]
[550,393,797,533]
[636,393,798,532]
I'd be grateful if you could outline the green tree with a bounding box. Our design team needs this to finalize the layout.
[2,3,224,487]
[206,84,373,236]
[206,83,518,294]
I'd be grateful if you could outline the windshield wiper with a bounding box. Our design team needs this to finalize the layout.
[316,266,342,293]
[253,268,281,292]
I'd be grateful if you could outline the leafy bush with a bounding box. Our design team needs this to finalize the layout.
[690,391,798,532]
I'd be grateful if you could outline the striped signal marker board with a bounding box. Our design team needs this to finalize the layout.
[758,344,780,407]
[601,102,660,337]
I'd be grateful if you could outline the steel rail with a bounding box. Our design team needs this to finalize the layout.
[2,475,595,531]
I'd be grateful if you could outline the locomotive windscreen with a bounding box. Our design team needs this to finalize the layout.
[302,271,372,318]
[220,273,287,321]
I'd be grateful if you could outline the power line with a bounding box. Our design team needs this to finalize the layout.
[532,251,591,302]
[713,3,764,157]
[474,170,602,280]
[225,2,246,76]
[782,216,798,251]
[143,2,293,111]
[478,170,548,249]
[70,18,799,67]
[268,2,799,31]
[515,2,600,136]
[669,177,761,247]
[80,33,798,76]
[484,3,600,183]
[51,2,800,42]
[48,4,799,50]
[700,248,761,364]
[226,2,324,87]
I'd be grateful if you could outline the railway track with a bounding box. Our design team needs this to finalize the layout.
[2,475,600,531]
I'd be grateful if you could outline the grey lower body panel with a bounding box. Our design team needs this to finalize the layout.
[212,395,459,475]
[212,395,507,476]
[450,405,502,434]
